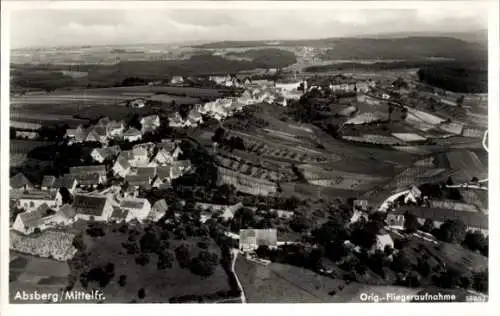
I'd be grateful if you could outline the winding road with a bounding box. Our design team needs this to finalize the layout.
[231,249,247,303]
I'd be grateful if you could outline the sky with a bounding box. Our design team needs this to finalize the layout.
[9,3,489,49]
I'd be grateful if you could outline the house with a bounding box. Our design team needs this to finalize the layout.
[123,128,142,142]
[52,174,78,194]
[119,198,152,222]
[373,233,394,252]
[140,115,160,134]
[239,229,278,252]
[11,190,62,211]
[110,207,129,223]
[90,146,121,163]
[209,74,232,85]
[385,213,406,230]
[129,98,146,108]
[106,120,125,138]
[72,194,113,221]
[16,131,39,139]
[70,165,107,185]
[170,76,184,84]
[152,148,175,165]
[86,126,108,144]
[195,202,243,222]
[12,204,56,235]
[10,173,33,191]
[41,176,57,191]
[112,156,131,178]
[65,125,90,144]
[395,206,488,235]
[149,199,169,222]
[353,200,369,211]
[130,147,150,167]
[188,109,204,125]
[125,174,152,190]
[133,166,157,178]
[46,204,77,226]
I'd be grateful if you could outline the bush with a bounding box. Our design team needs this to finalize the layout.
[175,244,192,268]
[135,253,150,266]
[197,241,209,250]
[138,288,146,300]
[118,275,127,287]
[189,251,219,277]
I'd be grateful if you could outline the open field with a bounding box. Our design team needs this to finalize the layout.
[68,227,230,303]
[10,140,56,154]
[10,251,71,303]
[446,150,487,182]
[235,257,346,303]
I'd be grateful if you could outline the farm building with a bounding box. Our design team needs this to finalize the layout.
[394,206,488,235]
[119,198,152,222]
[52,174,78,194]
[10,173,34,191]
[12,204,56,235]
[70,165,107,185]
[11,190,62,211]
[72,193,114,222]
[239,229,278,252]
[216,166,278,196]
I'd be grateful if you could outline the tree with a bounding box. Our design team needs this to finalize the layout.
[135,253,150,266]
[175,244,192,268]
[179,104,191,121]
[189,251,220,277]
[404,212,420,234]
[72,234,86,251]
[391,252,412,273]
[437,219,467,244]
[138,288,146,300]
[472,270,488,293]
[420,219,435,233]
[289,214,311,233]
[462,231,488,256]
[212,127,226,143]
[118,275,127,287]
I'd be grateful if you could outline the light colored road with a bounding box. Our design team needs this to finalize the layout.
[231,249,247,304]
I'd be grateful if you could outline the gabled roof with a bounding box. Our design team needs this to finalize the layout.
[72,194,109,216]
[10,173,33,189]
[125,175,152,188]
[10,190,58,201]
[157,166,172,179]
[70,165,106,175]
[110,207,129,220]
[120,198,148,210]
[395,206,488,230]
[53,174,77,189]
[17,204,54,228]
[41,175,57,188]
[135,167,157,177]
[152,199,168,212]
[74,173,101,185]
[57,204,77,219]
[123,127,142,137]
[114,156,131,170]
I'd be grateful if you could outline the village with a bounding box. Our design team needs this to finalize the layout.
[9,66,489,303]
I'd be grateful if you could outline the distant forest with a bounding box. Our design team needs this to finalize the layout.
[10,52,297,92]
[417,64,488,93]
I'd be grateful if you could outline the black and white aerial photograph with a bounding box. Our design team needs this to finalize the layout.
[2,0,497,307]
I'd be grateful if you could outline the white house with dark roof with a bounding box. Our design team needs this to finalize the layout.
[53,174,78,194]
[149,199,169,221]
[11,190,62,211]
[140,115,161,134]
[119,198,152,222]
[373,233,394,252]
[72,193,114,221]
[123,127,142,142]
[91,146,121,163]
[70,165,107,185]
[112,156,131,178]
[45,204,77,227]
[12,204,56,235]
